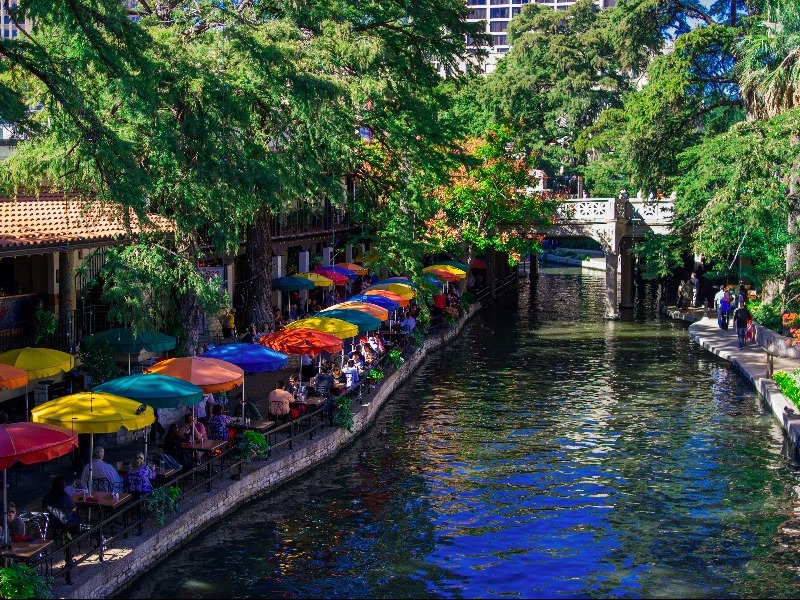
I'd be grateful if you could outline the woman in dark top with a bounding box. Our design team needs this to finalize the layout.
[163,423,185,465]
[42,475,81,534]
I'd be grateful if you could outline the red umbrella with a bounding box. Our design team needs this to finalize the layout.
[0,423,77,545]
[261,328,343,356]
[313,268,349,286]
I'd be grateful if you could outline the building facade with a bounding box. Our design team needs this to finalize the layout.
[466,0,616,72]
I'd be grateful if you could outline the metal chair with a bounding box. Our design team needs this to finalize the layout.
[17,511,48,540]
[92,477,113,493]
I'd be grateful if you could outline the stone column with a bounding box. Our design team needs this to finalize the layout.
[322,246,334,267]
[58,249,77,316]
[272,254,284,310]
[299,250,310,310]
[345,244,354,264]
[605,250,619,320]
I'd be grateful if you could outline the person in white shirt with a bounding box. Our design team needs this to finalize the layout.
[80,446,124,493]
[341,359,361,389]
[399,312,416,333]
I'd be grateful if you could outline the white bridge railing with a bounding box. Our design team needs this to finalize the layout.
[554,198,674,226]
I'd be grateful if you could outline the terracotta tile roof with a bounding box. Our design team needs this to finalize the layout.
[0,194,173,253]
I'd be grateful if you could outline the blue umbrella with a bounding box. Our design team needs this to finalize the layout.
[348,294,400,312]
[201,344,288,420]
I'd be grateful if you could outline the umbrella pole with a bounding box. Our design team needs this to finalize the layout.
[192,405,196,444]
[2,468,8,549]
[128,354,131,375]
[24,383,28,422]
[241,376,246,422]
[144,425,149,463]
[88,434,94,498]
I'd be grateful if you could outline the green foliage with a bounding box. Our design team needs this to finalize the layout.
[0,564,53,599]
[460,291,476,309]
[332,395,354,432]
[410,330,425,348]
[235,431,269,464]
[774,371,800,409]
[634,232,687,281]
[78,339,120,386]
[386,348,405,370]
[144,486,181,527]
[750,299,788,332]
[366,368,383,382]
[33,309,57,344]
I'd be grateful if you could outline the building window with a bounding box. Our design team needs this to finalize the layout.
[467,0,485,5]
[490,0,508,4]
[490,21,508,32]
[512,7,521,15]
[469,8,487,18]
[493,35,507,46]
[489,7,509,18]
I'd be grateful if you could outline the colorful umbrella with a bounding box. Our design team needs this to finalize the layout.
[348,294,401,312]
[433,260,470,272]
[95,373,204,410]
[82,328,176,354]
[145,357,244,393]
[271,275,316,292]
[366,283,416,299]
[31,392,154,495]
[330,301,389,321]
[0,347,75,420]
[312,269,349,286]
[316,266,358,281]
[296,272,335,287]
[376,278,422,289]
[363,289,410,307]
[335,262,368,275]
[354,249,380,265]
[261,328,343,356]
[0,423,77,546]
[425,264,467,279]
[0,347,74,380]
[0,365,27,392]
[284,317,358,339]
[426,268,460,282]
[315,309,382,333]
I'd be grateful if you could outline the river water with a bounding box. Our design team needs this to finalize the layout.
[124,268,800,599]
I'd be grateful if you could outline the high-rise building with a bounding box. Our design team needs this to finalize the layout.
[1,2,27,40]
[466,0,616,73]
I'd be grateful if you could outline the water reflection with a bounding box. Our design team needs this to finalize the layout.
[123,268,800,599]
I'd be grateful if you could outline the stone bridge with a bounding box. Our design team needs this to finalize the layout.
[542,195,675,319]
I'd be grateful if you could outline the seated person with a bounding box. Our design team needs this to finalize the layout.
[181,413,206,442]
[5,502,29,541]
[314,365,336,400]
[399,311,416,333]
[350,351,365,371]
[125,452,155,496]
[285,374,300,397]
[330,365,346,395]
[163,423,184,464]
[341,359,361,389]
[363,347,377,368]
[207,404,232,441]
[80,445,124,493]
[269,379,294,423]
[42,476,81,535]
[233,395,263,420]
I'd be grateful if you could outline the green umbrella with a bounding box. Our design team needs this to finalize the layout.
[314,309,381,334]
[271,275,316,291]
[83,328,177,374]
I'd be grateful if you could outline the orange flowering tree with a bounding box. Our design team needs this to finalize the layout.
[425,127,559,267]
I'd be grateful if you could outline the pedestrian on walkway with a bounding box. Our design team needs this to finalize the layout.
[690,272,700,307]
[733,301,751,348]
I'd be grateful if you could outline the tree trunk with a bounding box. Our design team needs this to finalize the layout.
[178,287,202,356]
[245,207,275,331]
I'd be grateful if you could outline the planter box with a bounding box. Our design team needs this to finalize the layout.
[755,323,800,359]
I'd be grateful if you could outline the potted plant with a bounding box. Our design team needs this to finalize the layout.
[236,431,269,464]
[332,396,354,432]
[0,564,53,599]
[387,348,405,370]
[144,485,181,526]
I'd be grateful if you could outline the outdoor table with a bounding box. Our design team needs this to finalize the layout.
[116,462,178,481]
[0,539,53,569]
[72,490,132,560]
[181,438,227,490]
[229,418,274,433]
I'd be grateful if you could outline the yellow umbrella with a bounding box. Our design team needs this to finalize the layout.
[331,301,390,321]
[296,272,335,287]
[354,250,380,265]
[367,283,416,299]
[0,347,75,420]
[31,391,155,495]
[424,264,467,279]
[0,347,74,380]
[284,317,358,339]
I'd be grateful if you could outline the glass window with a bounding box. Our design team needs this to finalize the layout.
[469,8,487,18]
[467,0,485,5]
[493,35,507,46]
[512,7,521,14]
[490,0,507,4]
[490,21,508,32]
[489,7,509,18]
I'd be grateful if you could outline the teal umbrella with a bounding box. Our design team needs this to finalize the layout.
[95,373,203,458]
[271,275,316,291]
[82,328,176,354]
[315,309,382,333]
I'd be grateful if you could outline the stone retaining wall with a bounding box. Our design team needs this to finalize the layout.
[65,304,483,599]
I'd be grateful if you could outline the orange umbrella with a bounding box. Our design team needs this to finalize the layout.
[0,365,28,391]
[364,289,410,307]
[145,357,243,393]
[261,328,343,356]
[329,301,389,321]
[336,262,368,275]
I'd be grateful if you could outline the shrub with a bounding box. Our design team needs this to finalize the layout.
[33,309,57,344]
[144,486,181,526]
[236,431,269,464]
[0,564,53,599]
[750,299,787,332]
[333,395,354,432]
[387,348,405,369]
[774,371,800,410]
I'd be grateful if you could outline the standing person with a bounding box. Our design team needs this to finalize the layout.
[682,278,693,312]
[713,286,725,326]
[690,272,700,307]
[719,288,732,330]
[733,301,751,349]
[676,280,686,310]
[738,283,748,307]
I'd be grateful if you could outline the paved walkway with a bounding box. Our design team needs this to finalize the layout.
[670,306,800,448]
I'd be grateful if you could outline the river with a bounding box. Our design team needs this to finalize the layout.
[123,268,800,598]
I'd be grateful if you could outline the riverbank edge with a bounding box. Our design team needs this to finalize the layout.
[539,251,605,272]
[64,303,484,599]
[671,310,800,450]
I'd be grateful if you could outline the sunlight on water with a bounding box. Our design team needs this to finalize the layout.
[122,268,800,599]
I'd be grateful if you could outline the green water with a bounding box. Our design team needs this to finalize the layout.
[122,269,800,598]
